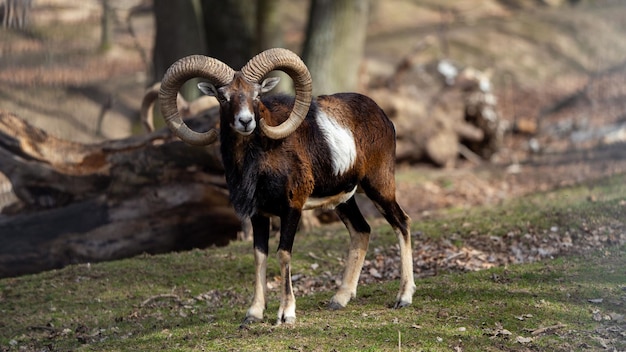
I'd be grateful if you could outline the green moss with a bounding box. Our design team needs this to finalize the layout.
[1,174,625,351]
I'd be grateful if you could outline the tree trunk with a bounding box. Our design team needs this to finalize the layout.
[255,0,292,94]
[152,0,206,83]
[201,0,256,69]
[99,0,113,52]
[0,110,241,278]
[256,0,283,53]
[301,0,369,95]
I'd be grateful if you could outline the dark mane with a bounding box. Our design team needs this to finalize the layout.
[220,129,261,218]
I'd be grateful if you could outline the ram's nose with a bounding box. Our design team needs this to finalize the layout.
[233,111,256,135]
[240,115,253,128]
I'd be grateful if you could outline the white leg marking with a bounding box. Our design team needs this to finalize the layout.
[245,247,267,322]
[316,110,357,176]
[395,227,416,307]
[330,223,369,309]
[277,249,296,324]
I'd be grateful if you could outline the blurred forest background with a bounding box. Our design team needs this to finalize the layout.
[1,0,625,276]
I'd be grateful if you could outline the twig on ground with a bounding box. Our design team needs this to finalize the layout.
[526,322,567,336]
[458,143,483,165]
[140,293,181,307]
[27,325,56,332]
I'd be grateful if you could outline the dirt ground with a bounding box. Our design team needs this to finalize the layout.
[1,0,626,219]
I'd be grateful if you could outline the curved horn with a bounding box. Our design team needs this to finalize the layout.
[141,82,190,134]
[140,82,160,133]
[241,48,312,139]
[159,55,235,145]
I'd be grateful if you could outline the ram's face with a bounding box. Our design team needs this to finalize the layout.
[198,74,280,136]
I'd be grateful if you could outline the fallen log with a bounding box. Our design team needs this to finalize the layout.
[0,109,241,278]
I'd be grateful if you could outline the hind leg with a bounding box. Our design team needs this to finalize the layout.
[362,181,416,308]
[329,196,371,309]
[386,201,415,308]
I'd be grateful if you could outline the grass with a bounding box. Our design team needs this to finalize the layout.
[1,174,625,351]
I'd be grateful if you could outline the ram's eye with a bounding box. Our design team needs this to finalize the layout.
[218,90,230,102]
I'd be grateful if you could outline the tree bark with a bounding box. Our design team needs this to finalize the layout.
[99,0,113,52]
[254,0,292,94]
[202,0,256,69]
[152,0,207,83]
[256,0,283,53]
[301,0,369,95]
[0,110,241,278]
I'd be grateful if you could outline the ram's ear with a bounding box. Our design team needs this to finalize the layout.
[260,77,280,94]
[198,82,219,97]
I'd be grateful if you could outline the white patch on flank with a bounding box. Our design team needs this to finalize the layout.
[304,186,357,210]
[316,110,357,175]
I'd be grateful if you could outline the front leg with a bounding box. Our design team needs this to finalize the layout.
[243,215,270,325]
[329,197,371,309]
[276,208,301,325]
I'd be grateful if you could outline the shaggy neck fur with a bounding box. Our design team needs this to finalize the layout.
[220,129,261,218]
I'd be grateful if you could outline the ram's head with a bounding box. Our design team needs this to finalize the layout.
[159,48,313,145]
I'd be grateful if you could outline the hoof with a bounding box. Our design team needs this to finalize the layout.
[277,315,296,325]
[328,300,346,311]
[393,300,411,309]
[240,315,262,328]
